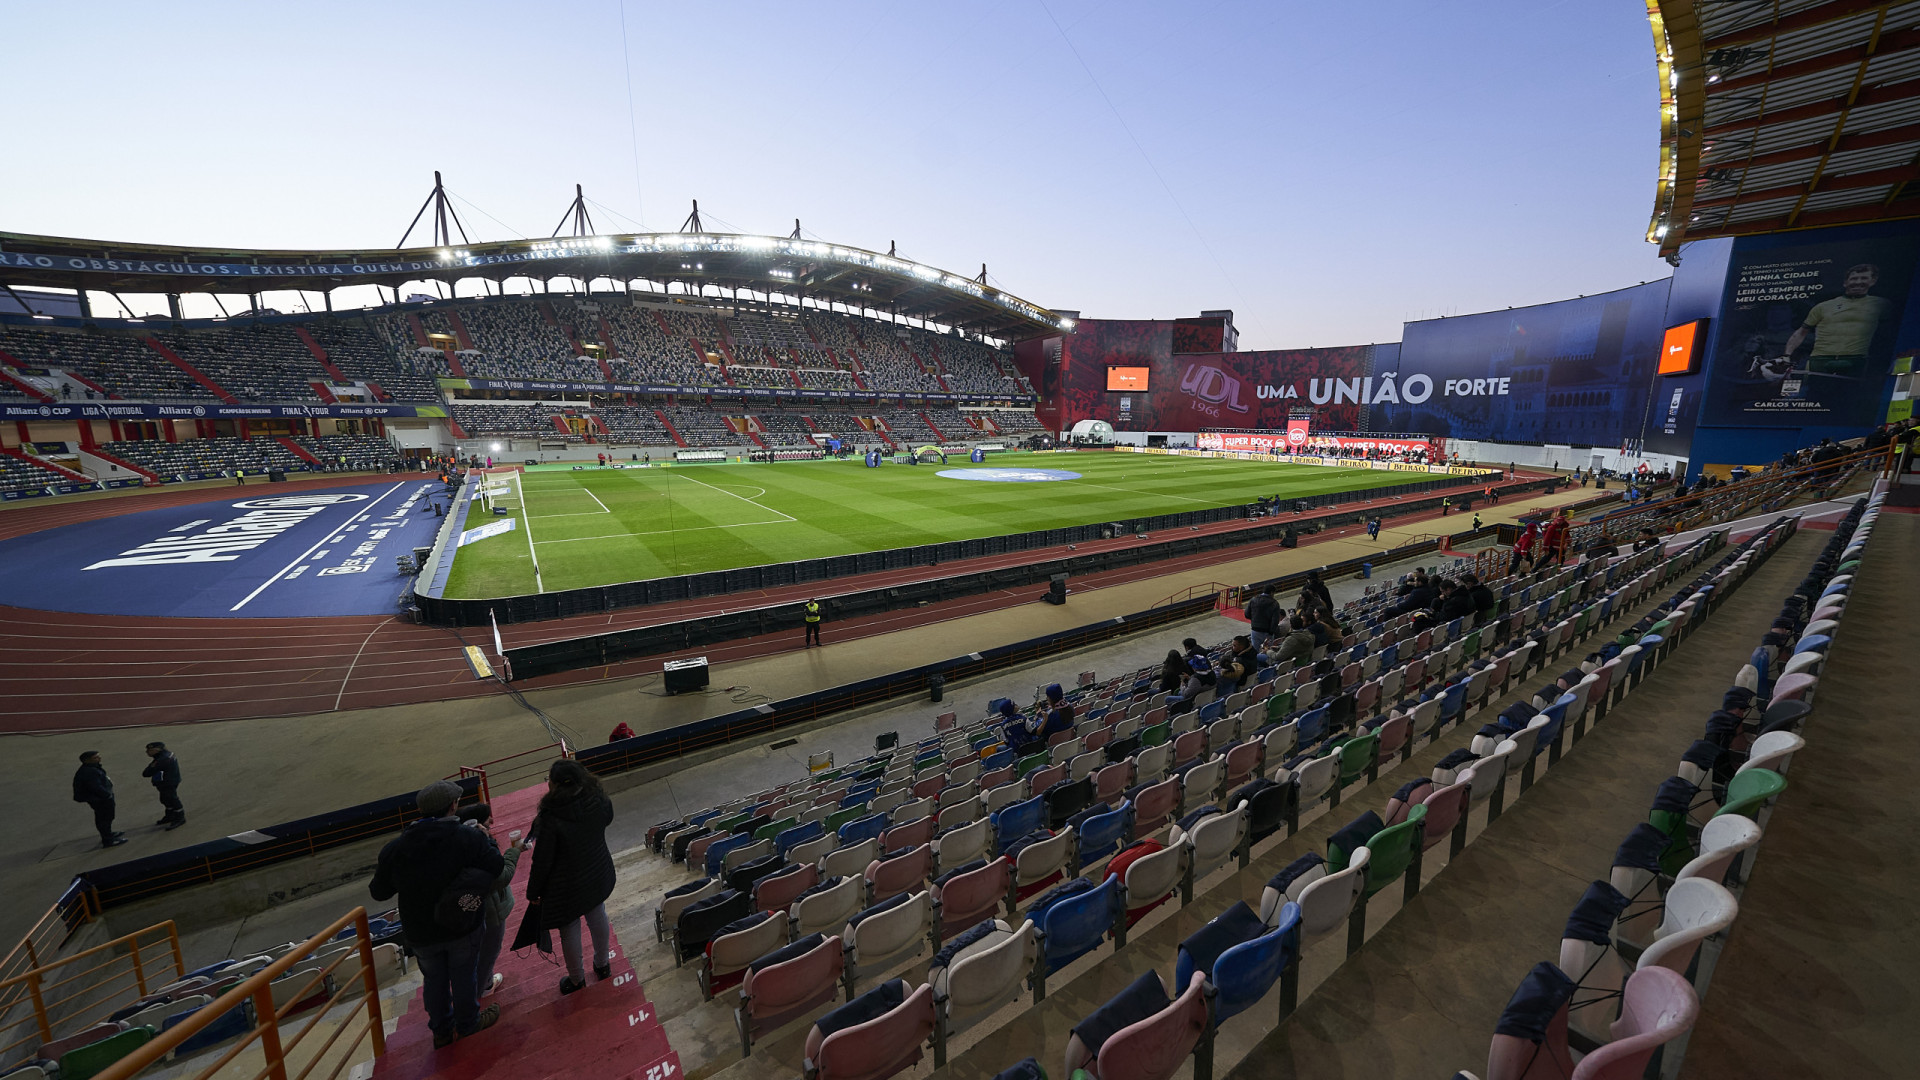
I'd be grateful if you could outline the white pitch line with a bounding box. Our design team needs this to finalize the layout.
[519,471,543,592]
[230,482,406,611]
[534,518,791,543]
[334,616,394,711]
[676,473,797,522]
[584,488,611,513]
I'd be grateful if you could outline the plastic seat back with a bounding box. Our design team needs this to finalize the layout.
[866,844,933,905]
[776,821,825,859]
[1172,729,1207,766]
[1132,778,1181,830]
[1210,903,1301,1023]
[790,831,840,867]
[936,817,990,872]
[1417,774,1472,850]
[1568,966,1699,1080]
[1290,753,1339,809]
[992,795,1048,852]
[849,891,934,972]
[705,914,789,994]
[1094,761,1134,804]
[1035,874,1123,971]
[1223,741,1264,788]
[934,857,1011,936]
[882,815,936,852]
[1674,816,1761,887]
[1121,843,1187,917]
[722,838,776,876]
[1077,800,1134,867]
[1638,878,1737,975]
[938,922,1037,1024]
[1182,757,1225,807]
[1294,846,1367,936]
[1185,804,1249,879]
[1360,804,1426,897]
[1713,768,1785,820]
[755,862,821,913]
[1015,829,1074,890]
[1092,971,1209,1080]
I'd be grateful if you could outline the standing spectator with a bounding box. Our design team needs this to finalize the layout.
[1366,516,1382,540]
[457,803,524,997]
[1541,509,1573,566]
[803,599,823,647]
[515,760,618,996]
[72,751,125,848]
[1508,521,1540,575]
[369,780,503,1048]
[1244,586,1280,650]
[1300,569,1333,615]
[142,742,184,829]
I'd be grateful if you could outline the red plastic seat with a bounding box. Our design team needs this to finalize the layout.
[806,982,937,1080]
[737,935,844,1058]
[932,857,1011,938]
[865,844,933,905]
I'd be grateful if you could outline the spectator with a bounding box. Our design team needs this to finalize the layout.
[1438,580,1476,623]
[1541,509,1572,566]
[1366,516,1382,540]
[1584,533,1621,561]
[1300,569,1332,614]
[1176,655,1218,705]
[1465,574,1496,625]
[1038,684,1075,740]
[1508,521,1540,575]
[1634,527,1662,553]
[72,751,125,848]
[1244,586,1281,650]
[515,759,618,996]
[457,803,524,997]
[1271,615,1317,667]
[1157,650,1187,694]
[369,780,504,1047]
[142,741,184,830]
[1225,635,1262,688]
[999,699,1038,754]
[608,722,635,742]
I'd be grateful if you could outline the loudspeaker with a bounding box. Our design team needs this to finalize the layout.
[267,470,287,482]
[662,656,710,694]
[1043,573,1068,605]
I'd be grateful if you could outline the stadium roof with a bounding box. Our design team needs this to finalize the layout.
[1648,0,1920,258]
[0,228,1072,340]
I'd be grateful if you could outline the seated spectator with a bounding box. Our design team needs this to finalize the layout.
[999,699,1039,754]
[1038,684,1075,740]
[1437,580,1476,623]
[1584,533,1621,561]
[1465,574,1497,624]
[1157,650,1186,694]
[1633,528,1662,553]
[1271,615,1317,667]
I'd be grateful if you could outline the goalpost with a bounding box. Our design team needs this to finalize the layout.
[477,468,523,515]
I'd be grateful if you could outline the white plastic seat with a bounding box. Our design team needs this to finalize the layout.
[791,874,865,938]
[819,837,881,881]
[930,921,1037,1037]
[1674,815,1762,887]
[1289,754,1338,813]
[1014,829,1075,892]
[1120,840,1188,916]
[1181,757,1225,810]
[1465,739,1518,804]
[1180,804,1248,880]
[789,832,840,866]
[1133,743,1172,784]
[1262,722,1298,764]
[935,817,991,873]
[1292,846,1370,936]
[845,890,934,985]
[700,914,789,999]
[1637,878,1738,976]
[1739,731,1805,777]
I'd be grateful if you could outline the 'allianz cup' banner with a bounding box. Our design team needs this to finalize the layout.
[1372,281,1673,446]
[2,401,446,421]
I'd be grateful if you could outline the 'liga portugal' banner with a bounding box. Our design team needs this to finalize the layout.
[1285,417,1311,451]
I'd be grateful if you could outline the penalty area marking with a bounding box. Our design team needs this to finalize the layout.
[675,473,796,522]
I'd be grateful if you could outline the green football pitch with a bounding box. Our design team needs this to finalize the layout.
[439,452,1421,598]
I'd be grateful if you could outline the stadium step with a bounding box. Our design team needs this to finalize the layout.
[404,312,432,348]
[534,299,562,328]
[0,364,53,402]
[597,318,621,380]
[144,337,238,403]
[277,437,324,466]
[310,381,340,403]
[369,785,679,1080]
[367,380,393,403]
[445,310,477,352]
[292,325,351,380]
[655,410,689,448]
[84,446,159,482]
[918,410,948,441]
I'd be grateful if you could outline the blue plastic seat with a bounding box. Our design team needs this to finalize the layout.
[704,832,756,877]
[837,812,890,847]
[1533,692,1574,759]
[991,794,1047,852]
[982,748,1014,771]
[1076,800,1134,866]
[774,821,823,858]
[1296,705,1330,746]
[1436,679,1469,725]
[1179,901,1302,1024]
[1031,874,1124,973]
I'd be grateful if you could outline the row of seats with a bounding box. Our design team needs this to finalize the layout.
[1458,496,1875,1080]
[102,437,306,479]
[4,913,408,1080]
[634,539,1726,1079]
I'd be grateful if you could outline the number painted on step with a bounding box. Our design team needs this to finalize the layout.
[628,1008,651,1026]
[646,1062,677,1080]
[613,972,634,987]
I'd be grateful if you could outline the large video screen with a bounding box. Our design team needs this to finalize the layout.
[1106,367,1150,391]
[1659,320,1706,375]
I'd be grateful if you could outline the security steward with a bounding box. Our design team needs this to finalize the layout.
[803,599,824,647]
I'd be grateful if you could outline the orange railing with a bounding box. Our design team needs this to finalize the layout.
[456,740,570,804]
[0,920,182,1064]
[93,907,386,1080]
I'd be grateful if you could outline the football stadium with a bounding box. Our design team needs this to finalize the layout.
[1,5,1916,1080]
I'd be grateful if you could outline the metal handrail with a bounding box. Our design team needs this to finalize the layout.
[0,921,182,1060]
[456,740,569,803]
[92,907,385,1080]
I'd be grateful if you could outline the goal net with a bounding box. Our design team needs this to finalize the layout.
[476,467,524,514]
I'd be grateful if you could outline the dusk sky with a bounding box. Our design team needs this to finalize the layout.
[4,1,1674,347]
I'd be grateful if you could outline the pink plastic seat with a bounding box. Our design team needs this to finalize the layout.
[1769,672,1816,706]
[1341,662,1362,689]
[980,766,1015,791]
[882,816,935,852]
[1172,729,1207,766]
[1048,729,1077,748]
[1415,774,1472,850]
[1371,713,1412,763]
[865,844,933,905]
[806,982,936,1080]
[753,862,821,913]
[1094,762,1134,804]
[1569,966,1699,1079]
[737,935,844,1057]
[932,856,1011,938]
[912,776,946,800]
[1065,971,1209,1080]
[1223,741,1264,789]
[1132,778,1181,831]
[1083,728,1112,752]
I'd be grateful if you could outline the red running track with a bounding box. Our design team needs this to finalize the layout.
[0,470,1558,733]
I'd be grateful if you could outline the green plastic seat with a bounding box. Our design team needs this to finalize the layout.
[1713,768,1786,820]
[1572,610,1590,637]
[61,1026,153,1080]
[1462,629,1481,657]
[1360,804,1427,896]
[754,817,798,842]
[1649,620,1673,638]
[1016,752,1050,777]
[1141,721,1172,747]
[824,806,867,832]
[713,813,751,834]
[1265,689,1296,722]
[1336,733,1379,787]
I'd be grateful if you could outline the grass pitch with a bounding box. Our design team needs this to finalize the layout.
[441,452,1419,598]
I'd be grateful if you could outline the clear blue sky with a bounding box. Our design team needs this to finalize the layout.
[3,1,1673,348]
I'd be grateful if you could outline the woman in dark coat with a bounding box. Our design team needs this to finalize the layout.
[513,759,616,995]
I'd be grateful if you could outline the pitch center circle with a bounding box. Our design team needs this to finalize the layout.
[935,468,1083,483]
